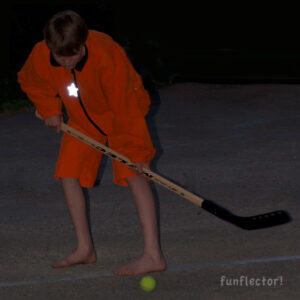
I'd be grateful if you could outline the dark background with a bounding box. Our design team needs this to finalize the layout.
[1,1,300,97]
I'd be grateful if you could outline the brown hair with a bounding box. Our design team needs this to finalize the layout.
[43,10,88,56]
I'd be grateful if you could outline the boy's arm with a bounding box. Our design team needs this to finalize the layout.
[102,42,155,164]
[17,44,62,119]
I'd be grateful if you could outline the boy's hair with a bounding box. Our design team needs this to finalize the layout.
[43,10,88,56]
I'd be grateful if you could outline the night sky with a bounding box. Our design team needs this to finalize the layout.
[2,2,300,83]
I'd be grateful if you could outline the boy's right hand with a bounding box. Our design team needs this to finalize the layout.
[45,115,63,133]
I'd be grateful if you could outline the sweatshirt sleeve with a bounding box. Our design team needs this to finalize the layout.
[17,43,62,119]
[101,41,155,163]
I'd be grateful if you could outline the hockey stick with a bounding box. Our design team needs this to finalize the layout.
[36,112,291,230]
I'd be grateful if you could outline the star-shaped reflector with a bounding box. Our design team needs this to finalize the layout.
[67,82,79,97]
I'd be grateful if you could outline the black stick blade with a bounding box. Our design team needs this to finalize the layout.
[202,200,292,230]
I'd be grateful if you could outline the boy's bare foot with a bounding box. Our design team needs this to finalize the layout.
[113,253,167,276]
[52,248,97,268]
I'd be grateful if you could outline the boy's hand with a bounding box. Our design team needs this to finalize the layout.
[45,115,63,133]
[131,162,150,175]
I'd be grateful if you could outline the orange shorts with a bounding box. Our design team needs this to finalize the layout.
[55,133,137,187]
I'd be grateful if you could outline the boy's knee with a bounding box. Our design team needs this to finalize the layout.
[60,177,80,186]
[125,174,147,186]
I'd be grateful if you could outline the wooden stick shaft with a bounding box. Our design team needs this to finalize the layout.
[61,122,204,206]
[37,112,204,207]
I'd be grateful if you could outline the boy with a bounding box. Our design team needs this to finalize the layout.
[18,10,166,276]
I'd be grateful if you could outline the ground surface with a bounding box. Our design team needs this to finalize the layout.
[0,83,299,299]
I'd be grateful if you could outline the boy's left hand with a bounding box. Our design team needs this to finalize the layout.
[131,162,150,175]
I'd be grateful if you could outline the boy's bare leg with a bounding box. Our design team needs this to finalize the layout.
[52,177,97,268]
[113,175,167,275]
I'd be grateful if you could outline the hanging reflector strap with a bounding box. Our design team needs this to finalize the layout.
[71,69,107,136]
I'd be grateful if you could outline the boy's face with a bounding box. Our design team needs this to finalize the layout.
[52,45,85,70]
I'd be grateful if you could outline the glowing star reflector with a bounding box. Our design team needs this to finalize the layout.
[67,83,79,97]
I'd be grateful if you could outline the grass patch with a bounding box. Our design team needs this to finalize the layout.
[0,98,33,115]
[0,73,34,114]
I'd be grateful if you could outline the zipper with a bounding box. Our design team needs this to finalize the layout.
[71,69,107,136]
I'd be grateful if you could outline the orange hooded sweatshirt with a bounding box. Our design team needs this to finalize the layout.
[18,30,155,186]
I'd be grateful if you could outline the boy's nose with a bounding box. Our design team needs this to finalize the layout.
[63,58,73,65]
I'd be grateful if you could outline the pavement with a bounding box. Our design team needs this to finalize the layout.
[0,82,299,299]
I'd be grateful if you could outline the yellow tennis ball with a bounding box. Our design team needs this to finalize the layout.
[140,275,156,292]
